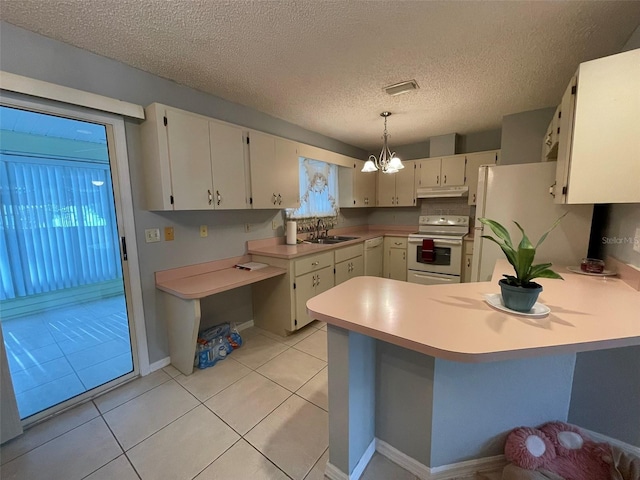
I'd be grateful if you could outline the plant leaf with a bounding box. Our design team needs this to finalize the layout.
[515,245,536,281]
[532,269,564,280]
[513,221,534,250]
[479,218,513,248]
[481,235,517,269]
[525,263,554,282]
[535,212,568,248]
[502,274,520,286]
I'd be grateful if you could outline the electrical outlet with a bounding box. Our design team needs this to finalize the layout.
[164,226,174,241]
[272,220,278,230]
[245,223,252,232]
[145,228,160,243]
[634,227,640,254]
[200,225,208,238]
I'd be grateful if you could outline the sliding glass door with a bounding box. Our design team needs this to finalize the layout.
[0,100,140,425]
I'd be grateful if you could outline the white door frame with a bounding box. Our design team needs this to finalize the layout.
[0,91,149,429]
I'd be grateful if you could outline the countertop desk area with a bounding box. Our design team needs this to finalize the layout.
[155,255,285,375]
[307,259,640,479]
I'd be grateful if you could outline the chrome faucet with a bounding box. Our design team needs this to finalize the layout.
[316,218,325,240]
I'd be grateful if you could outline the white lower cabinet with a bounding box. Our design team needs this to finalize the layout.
[462,239,474,283]
[335,244,364,285]
[383,237,407,281]
[294,265,335,329]
[251,251,334,335]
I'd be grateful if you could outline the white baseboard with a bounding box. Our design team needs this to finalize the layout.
[148,357,171,373]
[236,320,254,331]
[351,439,376,479]
[376,439,506,480]
[325,462,348,480]
[583,428,640,456]
[376,439,430,479]
[324,438,376,480]
[428,454,506,480]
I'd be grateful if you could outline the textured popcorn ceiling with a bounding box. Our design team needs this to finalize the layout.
[1,1,639,150]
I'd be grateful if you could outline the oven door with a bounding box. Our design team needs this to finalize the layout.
[407,271,461,285]
[407,237,463,276]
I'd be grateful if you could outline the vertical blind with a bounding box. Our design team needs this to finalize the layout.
[0,154,122,300]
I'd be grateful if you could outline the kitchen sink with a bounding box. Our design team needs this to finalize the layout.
[308,235,359,244]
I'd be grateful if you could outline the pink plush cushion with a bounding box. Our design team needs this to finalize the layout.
[505,427,556,470]
[538,421,613,480]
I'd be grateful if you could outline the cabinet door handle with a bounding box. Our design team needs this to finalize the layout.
[472,193,476,203]
[208,190,212,205]
[549,182,556,198]
[216,190,221,206]
[316,274,320,286]
[444,175,447,184]
[467,258,471,267]
[311,261,319,266]
[436,175,439,184]
[402,252,406,260]
[277,194,282,205]
[394,242,402,246]
[545,132,553,146]
[272,193,277,204]
[312,275,316,287]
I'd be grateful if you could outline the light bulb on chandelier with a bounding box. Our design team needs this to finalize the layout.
[362,111,404,174]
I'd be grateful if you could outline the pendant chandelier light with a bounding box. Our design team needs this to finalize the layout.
[362,111,404,174]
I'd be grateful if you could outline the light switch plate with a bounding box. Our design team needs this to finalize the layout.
[145,228,160,243]
[634,228,640,253]
[164,227,175,241]
[200,225,208,237]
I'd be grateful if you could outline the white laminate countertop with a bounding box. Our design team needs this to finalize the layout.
[306,260,640,362]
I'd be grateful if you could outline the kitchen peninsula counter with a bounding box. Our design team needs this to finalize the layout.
[307,261,640,362]
[309,260,640,479]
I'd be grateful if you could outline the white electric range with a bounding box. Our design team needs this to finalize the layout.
[407,215,469,285]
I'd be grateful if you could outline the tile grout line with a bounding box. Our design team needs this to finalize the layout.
[3,325,329,478]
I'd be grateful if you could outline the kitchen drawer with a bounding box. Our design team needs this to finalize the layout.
[334,243,364,263]
[295,251,334,276]
[386,237,407,249]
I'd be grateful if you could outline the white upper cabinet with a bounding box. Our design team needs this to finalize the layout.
[164,108,213,210]
[552,49,640,204]
[248,131,300,209]
[140,103,248,210]
[417,158,442,187]
[416,155,466,188]
[376,161,416,207]
[464,150,500,205]
[339,159,376,207]
[541,105,561,162]
[209,120,250,209]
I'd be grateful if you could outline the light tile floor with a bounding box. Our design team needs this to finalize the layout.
[2,295,133,419]
[1,320,501,480]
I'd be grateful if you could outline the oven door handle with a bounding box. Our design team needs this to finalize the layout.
[408,238,462,246]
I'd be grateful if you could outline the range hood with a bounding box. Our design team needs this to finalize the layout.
[416,186,469,198]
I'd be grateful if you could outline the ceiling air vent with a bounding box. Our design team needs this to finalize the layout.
[383,80,419,96]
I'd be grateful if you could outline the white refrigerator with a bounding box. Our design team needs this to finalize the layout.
[471,162,594,283]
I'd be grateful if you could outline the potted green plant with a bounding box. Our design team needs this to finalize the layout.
[478,215,566,312]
